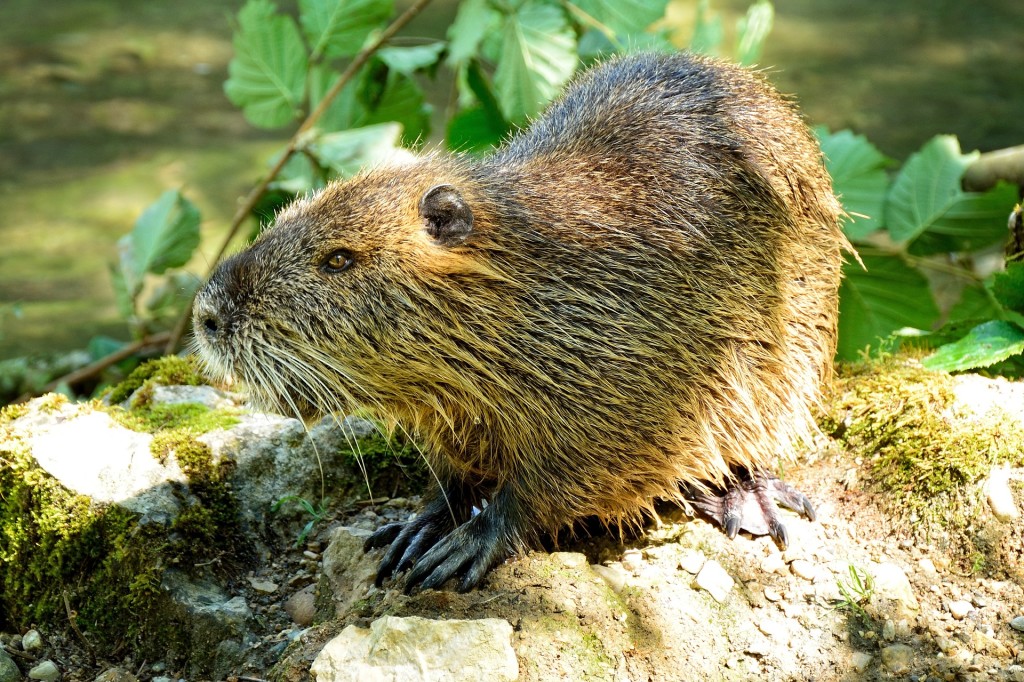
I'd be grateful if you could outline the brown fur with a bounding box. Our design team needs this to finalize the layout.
[194,52,847,569]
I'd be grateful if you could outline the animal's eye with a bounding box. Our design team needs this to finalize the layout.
[322,249,354,273]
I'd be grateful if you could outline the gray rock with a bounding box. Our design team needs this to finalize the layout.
[143,385,236,410]
[868,563,919,615]
[880,644,914,674]
[1011,616,1024,632]
[27,661,58,682]
[284,584,317,627]
[0,649,20,682]
[695,559,734,603]
[321,526,377,618]
[311,616,518,682]
[590,563,629,594]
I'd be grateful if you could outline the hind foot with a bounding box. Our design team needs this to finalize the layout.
[690,473,815,549]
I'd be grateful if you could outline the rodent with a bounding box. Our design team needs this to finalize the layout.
[192,52,848,592]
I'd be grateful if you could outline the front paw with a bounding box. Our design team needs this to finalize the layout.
[363,498,457,587]
[404,505,513,593]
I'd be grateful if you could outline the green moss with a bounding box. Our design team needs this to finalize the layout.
[0,392,245,658]
[112,401,239,435]
[107,355,205,405]
[826,358,1024,536]
[0,402,28,423]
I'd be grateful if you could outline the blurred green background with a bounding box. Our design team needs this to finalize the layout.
[1,0,1022,358]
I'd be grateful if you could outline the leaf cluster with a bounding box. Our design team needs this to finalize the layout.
[820,129,1023,374]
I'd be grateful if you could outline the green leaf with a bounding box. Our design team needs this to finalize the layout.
[493,1,577,123]
[689,0,723,57]
[570,0,669,36]
[922,320,1024,372]
[129,190,202,278]
[307,123,405,177]
[735,0,774,66]
[907,182,1019,255]
[109,264,136,320]
[225,0,308,129]
[816,128,893,241]
[446,0,500,67]
[447,60,510,152]
[990,261,1024,314]
[886,135,1014,254]
[837,254,940,360]
[309,61,429,144]
[360,65,431,145]
[299,0,392,61]
[376,43,445,75]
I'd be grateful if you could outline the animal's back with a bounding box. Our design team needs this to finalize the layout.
[436,52,846,530]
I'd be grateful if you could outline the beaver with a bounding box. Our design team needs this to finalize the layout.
[192,51,848,592]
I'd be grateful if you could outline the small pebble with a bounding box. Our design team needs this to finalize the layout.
[248,577,279,594]
[763,586,782,602]
[880,644,914,674]
[678,549,705,575]
[760,553,786,575]
[918,558,938,576]
[851,651,872,672]
[1011,616,1024,632]
[790,559,816,581]
[948,600,973,620]
[591,563,629,594]
[882,619,896,641]
[28,660,60,682]
[21,629,43,652]
[695,559,735,603]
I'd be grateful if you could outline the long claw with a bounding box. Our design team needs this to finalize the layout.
[691,471,815,548]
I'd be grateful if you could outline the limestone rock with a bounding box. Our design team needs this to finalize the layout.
[0,649,20,682]
[311,616,518,682]
[320,526,377,617]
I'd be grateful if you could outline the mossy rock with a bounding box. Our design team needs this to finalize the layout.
[825,357,1024,553]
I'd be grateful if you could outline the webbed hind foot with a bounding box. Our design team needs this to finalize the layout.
[691,473,815,549]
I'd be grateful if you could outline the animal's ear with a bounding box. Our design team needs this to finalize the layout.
[419,184,474,246]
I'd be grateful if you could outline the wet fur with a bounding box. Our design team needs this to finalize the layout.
[193,52,847,585]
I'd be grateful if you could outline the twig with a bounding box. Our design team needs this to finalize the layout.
[64,590,98,667]
[15,331,171,403]
[164,0,437,355]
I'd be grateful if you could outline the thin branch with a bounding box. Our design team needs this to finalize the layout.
[15,331,171,403]
[165,0,437,354]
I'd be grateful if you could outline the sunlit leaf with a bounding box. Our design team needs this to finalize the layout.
[886,135,1013,254]
[128,190,201,278]
[735,0,773,65]
[922,320,1024,372]
[493,2,577,123]
[570,0,668,36]
[299,0,392,60]
[308,123,405,177]
[376,43,445,74]
[816,128,893,241]
[447,0,501,67]
[225,0,308,128]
